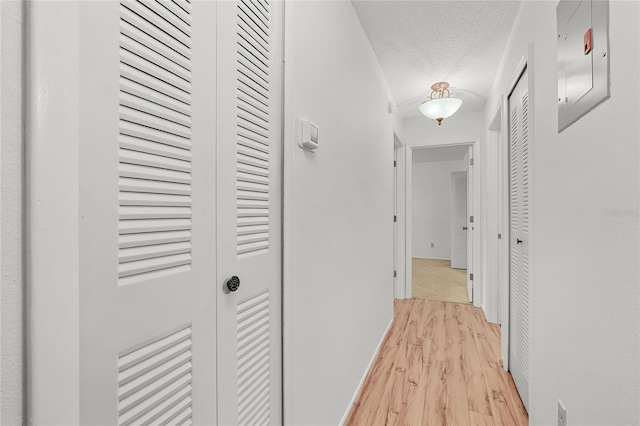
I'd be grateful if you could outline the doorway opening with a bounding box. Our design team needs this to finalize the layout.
[410,145,473,304]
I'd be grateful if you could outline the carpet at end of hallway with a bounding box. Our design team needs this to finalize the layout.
[412,258,470,304]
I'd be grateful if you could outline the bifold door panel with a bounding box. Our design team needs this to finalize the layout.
[76,1,216,423]
[508,68,531,411]
[216,0,283,424]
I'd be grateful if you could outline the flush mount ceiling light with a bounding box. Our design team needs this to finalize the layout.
[418,82,463,125]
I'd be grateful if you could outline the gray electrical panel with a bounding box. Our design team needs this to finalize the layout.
[557,0,610,132]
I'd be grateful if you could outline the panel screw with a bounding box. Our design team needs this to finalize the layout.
[602,52,607,57]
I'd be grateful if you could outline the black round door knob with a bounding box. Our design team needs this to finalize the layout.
[463,226,468,230]
[226,276,240,292]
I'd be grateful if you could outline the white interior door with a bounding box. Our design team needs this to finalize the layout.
[508,67,530,411]
[216,1,283,424]
[78,1,218,423]
[451,171,468,270]
[394,148,398,295]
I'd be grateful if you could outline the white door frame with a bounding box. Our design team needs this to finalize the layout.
[467,144,475,305]
[497,44,535,379]
[27,3,82,421]
[485,99,504,326]
[404,146,413,299]
[405,141,478,304]
[393,133,408,299]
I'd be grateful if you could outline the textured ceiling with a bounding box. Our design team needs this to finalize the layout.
[352,0,522,119]
[413,145,469,163]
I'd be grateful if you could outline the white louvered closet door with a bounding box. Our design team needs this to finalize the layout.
[78,1,217,423]
[216,1,283,425]
[508,67,530,412]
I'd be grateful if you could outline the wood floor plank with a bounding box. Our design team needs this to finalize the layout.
[482,365,521,426]
[421,301,447,426]
[488,322,501,343]
[345,299,414,425]
[459,307,493,416]
[484,322,503,365]
[424,300,447,363]
[468,308,502,369]
[377,300,430,425]
[442,303,472,426]
[376,312,412,425]
[503,368,529,425]
[345,298,528,426]
[470,411,495,426]
[396,302,431,426]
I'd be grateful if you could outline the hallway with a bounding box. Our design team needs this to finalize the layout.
[345,298,527,426]
[2,0,639,424]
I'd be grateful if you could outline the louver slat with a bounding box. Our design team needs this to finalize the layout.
[237,292,271,426]
[521,92,529,234]
[118,0,193,286]
[520,90,530,382]
[121,0,192,49]
[510,109,518,233]
[118,325,193,426]
[236,0,271,257]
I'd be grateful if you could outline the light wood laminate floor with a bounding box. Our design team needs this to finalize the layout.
[345,298,528,426]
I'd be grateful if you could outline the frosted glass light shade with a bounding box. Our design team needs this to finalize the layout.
[418,97,463,120]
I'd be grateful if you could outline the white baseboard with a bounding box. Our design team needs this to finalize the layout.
[412,256,451,261]
[339,318,394,426]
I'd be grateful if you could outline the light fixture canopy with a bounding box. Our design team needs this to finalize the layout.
[418,82,463,125]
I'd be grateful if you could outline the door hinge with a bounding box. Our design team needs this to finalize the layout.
[470,273,474,281]
[394,270,397,278]
[394,160,397,167]
[394,215,397,222]
[470,215,474,223]
[470,158,474,166]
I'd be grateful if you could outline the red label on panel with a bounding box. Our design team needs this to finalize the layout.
[584,28,592,55]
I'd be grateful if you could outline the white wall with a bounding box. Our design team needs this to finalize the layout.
[283,2,400,424]
[0,1,24,424]
[485,1,640,424]
[412,159,467,260]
